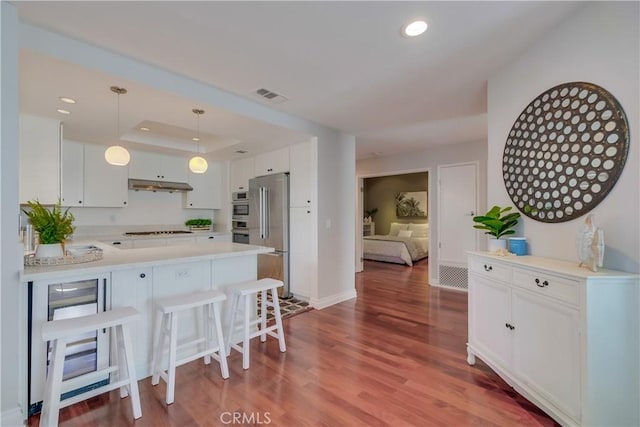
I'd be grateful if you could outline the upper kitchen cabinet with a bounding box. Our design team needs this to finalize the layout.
[129,150,188,183]
[83,144,129,207]
[61,140,84,207]
[184,161,224,209]
[19,114,62,205]
[229,157,255,192]
[62,141,128,207]
[289,140,315,208]
[253,147,289,177]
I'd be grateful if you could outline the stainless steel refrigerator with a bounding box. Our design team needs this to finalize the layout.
[248,172,290,298]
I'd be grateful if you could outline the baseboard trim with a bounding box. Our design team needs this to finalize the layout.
[310,289,357,310]
[430,282,468,292]
[2,407,25,427]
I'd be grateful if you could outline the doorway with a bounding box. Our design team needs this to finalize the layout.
[356,169,430,273]
[436,162,479,290]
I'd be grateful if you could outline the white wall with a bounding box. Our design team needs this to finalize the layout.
[1,3,25,424]
[68,190,214,227]
[357,140,488,284]
[488,2,639,273]
[314,133,356,304]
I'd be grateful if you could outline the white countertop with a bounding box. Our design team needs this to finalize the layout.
[21,240,273,282]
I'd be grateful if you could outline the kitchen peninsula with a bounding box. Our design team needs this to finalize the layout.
[21,240,273,416]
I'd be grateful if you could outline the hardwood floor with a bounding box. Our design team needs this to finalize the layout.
[28,259,558,426]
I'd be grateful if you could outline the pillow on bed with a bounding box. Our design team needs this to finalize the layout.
[389,222,409,236]
[408,223,429,238]
[398,230,413,238]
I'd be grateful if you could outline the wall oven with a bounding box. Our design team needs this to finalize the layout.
[232,191,250,222]
[29,274,110,415]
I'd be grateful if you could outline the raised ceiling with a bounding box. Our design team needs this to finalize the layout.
[15,1,582,160]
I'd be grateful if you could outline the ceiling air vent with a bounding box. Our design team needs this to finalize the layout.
[254,88,288,104]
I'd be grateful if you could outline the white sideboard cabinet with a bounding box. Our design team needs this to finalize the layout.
[467,252,639,426]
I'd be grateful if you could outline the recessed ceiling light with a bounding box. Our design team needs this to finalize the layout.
[139,127,150,132]
[192,137,200,142]
[56,109,71,115]
[402,19,428,38]
[59,97,76,104]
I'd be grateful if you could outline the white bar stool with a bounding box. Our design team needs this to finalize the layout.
[150,289,229,405]
[39,306,141,427]
[225,278,287,370]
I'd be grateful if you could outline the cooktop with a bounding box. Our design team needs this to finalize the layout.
[124,230,193,236]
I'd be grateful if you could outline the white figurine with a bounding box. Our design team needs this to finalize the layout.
[576,214,604,272]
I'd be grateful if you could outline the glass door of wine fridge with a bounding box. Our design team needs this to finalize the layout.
[29,274,110,415]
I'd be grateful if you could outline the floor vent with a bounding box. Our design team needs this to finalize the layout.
[438,264,468,290]
[254,88,289,104]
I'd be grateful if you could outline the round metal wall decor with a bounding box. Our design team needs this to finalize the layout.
[502,82,629,223]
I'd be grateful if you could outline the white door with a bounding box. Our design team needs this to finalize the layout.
[438,162,478,265]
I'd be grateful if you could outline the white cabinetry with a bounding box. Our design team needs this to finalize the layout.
[83,144,128,207]
[111,268,153,376]
[253,147,289,177]
[61,140,84,207]
[129,150,187,183]
[185,161,223,209]
[467,253,639,426]
[289,207,313,299]
[289,141,314,207]
[229,157,254,192]
[61,142,128,207]
[19,114,61,204]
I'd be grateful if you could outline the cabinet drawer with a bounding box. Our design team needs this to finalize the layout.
[513,268,579,305]
[468,257,511,283]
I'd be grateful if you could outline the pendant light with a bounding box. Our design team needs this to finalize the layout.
[104,86,130,166]
[189,108,208,174]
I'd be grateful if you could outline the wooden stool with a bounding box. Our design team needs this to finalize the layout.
[150,289,229,405]
[39,307,141,427]
[225,278,287,370]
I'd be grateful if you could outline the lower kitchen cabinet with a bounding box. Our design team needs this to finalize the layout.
[111,268,153,377]
[467,252,639,426]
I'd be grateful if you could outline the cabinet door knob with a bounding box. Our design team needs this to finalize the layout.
[140,273,146,278]
[484,264,493,272]
[79,200,82,204]
[123,201,127,205]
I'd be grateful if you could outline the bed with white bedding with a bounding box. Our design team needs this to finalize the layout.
[363,222,429,266]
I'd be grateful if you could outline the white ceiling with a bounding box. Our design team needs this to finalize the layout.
[15,1,582,160]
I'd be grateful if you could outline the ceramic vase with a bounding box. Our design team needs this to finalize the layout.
[487,238,507,252]
[36,243,64,258]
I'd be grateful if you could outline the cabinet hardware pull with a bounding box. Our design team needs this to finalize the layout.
[505,323,510,329]
[112,241,121,245]
[510,325,515,330]
[208,236,214,239]
[535,278,547,288]
[484,264,493,272]
[543,280,549,287]
[140,273,146,278]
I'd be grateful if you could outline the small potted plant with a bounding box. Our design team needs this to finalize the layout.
[473,205,520,252]
[364,208,378,223]
[185,218,213,231]
[23,199,75,258]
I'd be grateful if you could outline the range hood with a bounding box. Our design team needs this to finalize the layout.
[128,179,193,193]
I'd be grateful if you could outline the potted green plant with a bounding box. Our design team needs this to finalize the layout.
[185,218,213,231]
[23,199,75,258]
[473,205,520,252]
